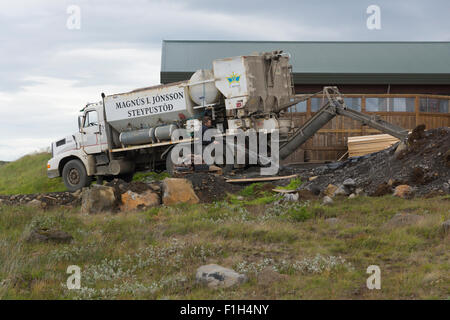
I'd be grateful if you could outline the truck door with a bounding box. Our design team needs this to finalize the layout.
[81,110,102,154]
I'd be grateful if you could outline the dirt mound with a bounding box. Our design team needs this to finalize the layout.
[298,127,450,197]
[181,172,243,202]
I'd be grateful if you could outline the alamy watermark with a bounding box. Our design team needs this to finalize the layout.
[366,265,381,290]
[170,128,280,176]
[66,265,81,290]
[66,5,81,30]
[366,5,381,30]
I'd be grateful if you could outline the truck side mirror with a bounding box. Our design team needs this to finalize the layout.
[78,115,83,132]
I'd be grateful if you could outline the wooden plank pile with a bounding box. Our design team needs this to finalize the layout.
[347,134,399,157]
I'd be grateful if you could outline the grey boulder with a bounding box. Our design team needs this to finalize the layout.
[81,185,116,214]
[196,264,247,289]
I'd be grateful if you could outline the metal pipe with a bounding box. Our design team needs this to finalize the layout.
[279,102,337,160]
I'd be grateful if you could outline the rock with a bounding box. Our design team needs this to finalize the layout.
[324,184,338,197]
[297,189,318,200]
[407,125,426,148]
[444,149,450,168]
[322,196,333,205]
[256,268,287,286]
[236,196,244,201]
[26,199,44,209]
[393,185,414,199]
[209,165,223,175]
[325,217,339,225]
[162,178,199,205]
[81,185,116,214]
[283,193,299,201]
[308,185,321,196]
[442,220,450,235]
[196,264,247,288]
[26,228,73,243]
[355,188,365,196]
[348,193,356,199]
[72,189,82,199]
[372,182,391,197]
[343,178,356,188]
[333,185,349,196]
[0,199,4,205]
[149,183,161,192]
[386,213,423,228]
[120,190,160,211]
[394,140,408,159]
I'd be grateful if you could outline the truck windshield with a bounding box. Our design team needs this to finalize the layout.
[83,110,98,127]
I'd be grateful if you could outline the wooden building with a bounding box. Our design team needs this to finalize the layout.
[160,41,450,162]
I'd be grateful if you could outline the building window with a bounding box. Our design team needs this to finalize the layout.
[366,98,414,112]
[419,98,449,113]
[289,100,307,112]
[311,97,326,112]
[343,98,361,111]
[390,98,415,112]
[366,98,386,112]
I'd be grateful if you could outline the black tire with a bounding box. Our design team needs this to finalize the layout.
[62,159,92,192]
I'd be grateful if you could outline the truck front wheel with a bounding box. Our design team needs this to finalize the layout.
[62,159,92,192]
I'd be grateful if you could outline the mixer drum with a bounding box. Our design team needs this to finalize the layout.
[188,69,219,106]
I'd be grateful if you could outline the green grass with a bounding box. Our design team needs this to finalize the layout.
[278,177,303,190]
[133,171,170,182]
[0,195,448,299]
[0,153,66,195]
[239,182,266,197]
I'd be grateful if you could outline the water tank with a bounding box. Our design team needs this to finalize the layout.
[188,69,219,106]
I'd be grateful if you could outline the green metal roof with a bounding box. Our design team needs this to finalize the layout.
[161,41,450,84]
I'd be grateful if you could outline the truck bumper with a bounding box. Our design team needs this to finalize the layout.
[47,169,59,178]
[47,157,60,178]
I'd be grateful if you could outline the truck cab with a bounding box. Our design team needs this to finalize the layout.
[47,102,108,191]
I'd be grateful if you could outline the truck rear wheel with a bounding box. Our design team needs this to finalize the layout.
[62,159,92,192]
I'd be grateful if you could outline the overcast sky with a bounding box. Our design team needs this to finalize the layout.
[0,0,449,161]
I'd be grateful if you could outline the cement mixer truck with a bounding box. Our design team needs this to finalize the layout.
[47,51,408,191]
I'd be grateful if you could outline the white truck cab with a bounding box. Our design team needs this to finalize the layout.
[47,102,109,191]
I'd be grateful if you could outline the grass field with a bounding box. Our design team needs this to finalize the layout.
[0,153,65,195]
[1,192,448,299]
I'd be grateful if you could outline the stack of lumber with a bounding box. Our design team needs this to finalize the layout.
[347,134,399,157]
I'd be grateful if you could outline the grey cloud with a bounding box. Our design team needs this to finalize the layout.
[2,0,449,91]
